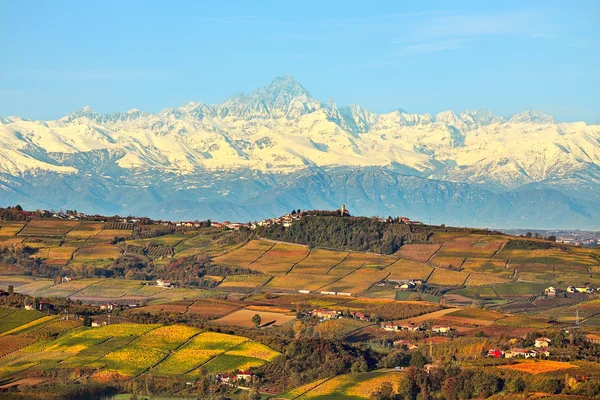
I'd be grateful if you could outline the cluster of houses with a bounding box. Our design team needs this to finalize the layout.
[311,309,369,321]
[216,370,254,386]
[212,210,306,231]
[488,337,552,359]
[382,322,453,334]
[544,286,596,297]
[387,279,424,291]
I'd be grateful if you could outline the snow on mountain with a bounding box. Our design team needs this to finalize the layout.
[1,75,599,194]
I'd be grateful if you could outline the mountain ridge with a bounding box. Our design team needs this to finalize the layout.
[1,75,599,228]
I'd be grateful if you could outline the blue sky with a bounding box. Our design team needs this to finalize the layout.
[1,0,598,122]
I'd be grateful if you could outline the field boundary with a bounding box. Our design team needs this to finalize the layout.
[424,268,436,283]
[248,243,277,266]
[324,251,351,275]
[312,264,365,292]
[183,337,250,375]
[490,240,507,259]
[285,249,312,275]
[291,376,335,400]
[141,330,205,378]
[426,243,443,263]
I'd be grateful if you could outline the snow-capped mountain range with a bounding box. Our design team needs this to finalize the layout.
[1,75,600,228]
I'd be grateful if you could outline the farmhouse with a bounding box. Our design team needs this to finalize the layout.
[535,337,552,348]
[217,371,254,384]
[99,303,116,311]
[505,348,537,359]
[567,286,590,293]
[544,286,558,296]
[349,311,368,321]
[383,323,421,332]
[432,325,452,334]
[585,334,600,345]
[156,279,172,288]
[298,290,310,294]
[394,340,418,350]
[312,309,341,320]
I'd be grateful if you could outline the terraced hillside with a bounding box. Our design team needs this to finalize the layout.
[2,218,600,302]
[0,308,279,382]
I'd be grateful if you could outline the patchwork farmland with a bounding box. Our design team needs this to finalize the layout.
[0,312,280,381]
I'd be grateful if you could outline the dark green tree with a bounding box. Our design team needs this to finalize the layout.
[252,313,262,328]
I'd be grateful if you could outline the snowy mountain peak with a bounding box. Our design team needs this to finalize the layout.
[509,109,555,124]
[459,109,503,126]
[218,75,320,119]
[61,105,100,122]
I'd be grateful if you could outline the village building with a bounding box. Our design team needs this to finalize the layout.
[337,204,350,217]
[535,337,552,348]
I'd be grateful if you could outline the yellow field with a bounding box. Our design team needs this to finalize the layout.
[385,258,434,281]
[346,371,404,398]
[94,229,133,240]
[461,259,512,278]
[218,274,272,289]
[465,273,510,286]
[266,273,337,291]
[291,249,349,274]
[328,252,396,276]
[247,243,310,274]
[0,316,56,337]
[429,232,470,243]
[296,371,405,399]
[212,240,274,267]
[427,268,469,286]
[225,341,280,361]
[19,220,79,236]
[66,222,105,239]
[430,255,465,269]
[73,245,122,262]
[45,246,78,265]
[320,268,389,294]
[396,243,441,262]
[499,360,577,375]
[0,222,25,237]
